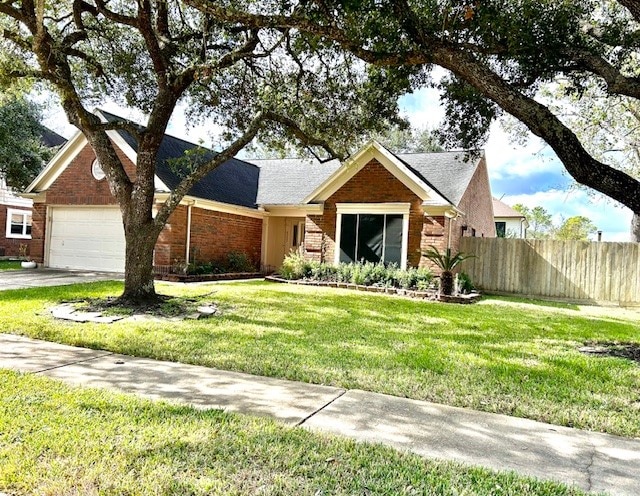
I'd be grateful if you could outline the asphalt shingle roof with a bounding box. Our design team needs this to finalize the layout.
[246,158,342,205]
[40,127,66,148]
[99,110,259,209]
[397,151,481,206]
[97,111,481,209]
[493,198,524,218]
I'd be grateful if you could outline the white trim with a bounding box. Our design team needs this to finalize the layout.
[262,204,324,216]
[185,202,194,263]
[153,193,266,219]
[44,206,51,267]
[25,114,170,194]
[336,202,410,215]
[303,141,452,206]
[25,131,88,193]
[103,126,170,192]
[5,208,32,239]
[333,203,410,269]
[423,204,463,218]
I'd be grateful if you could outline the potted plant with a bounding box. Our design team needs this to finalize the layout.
[423,245,474,296]
[19,244,37,269]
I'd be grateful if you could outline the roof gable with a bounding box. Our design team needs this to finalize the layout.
[28,110,260,209]
[303,141,452,206]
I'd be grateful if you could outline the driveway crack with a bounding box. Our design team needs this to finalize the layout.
[295,389,347,427]
[583,438,597,492]
[32,351,114,374]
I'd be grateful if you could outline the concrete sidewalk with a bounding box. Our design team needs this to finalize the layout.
[2,334,639,495]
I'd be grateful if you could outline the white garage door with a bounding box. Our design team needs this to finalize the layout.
[48,207,126,272]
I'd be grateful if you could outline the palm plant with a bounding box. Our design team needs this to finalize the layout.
[423,245,475,296]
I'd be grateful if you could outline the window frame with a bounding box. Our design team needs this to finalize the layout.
[334,203,410,269]
[6,208,32,239]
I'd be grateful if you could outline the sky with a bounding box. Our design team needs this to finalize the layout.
[43,87,634,242]
[400,87,634,242]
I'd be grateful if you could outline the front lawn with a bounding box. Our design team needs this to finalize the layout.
[0,260,21,271]
[0,370,588,495]
[2,280,640,437]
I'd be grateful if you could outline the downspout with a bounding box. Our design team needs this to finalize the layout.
[185,201,194,264]
[444,209,459,249]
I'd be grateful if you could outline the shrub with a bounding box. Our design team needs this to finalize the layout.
[280,251,312,280]
[226,251,256,273]
[458,272,475,293]
[186,260,225,275]
[280,257,434,291]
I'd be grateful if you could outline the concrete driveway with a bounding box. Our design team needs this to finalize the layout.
[0,267,123,291]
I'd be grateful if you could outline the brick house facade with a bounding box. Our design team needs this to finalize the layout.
[27,137,262,272]
[301,154,494,272]
[23,112,494,274]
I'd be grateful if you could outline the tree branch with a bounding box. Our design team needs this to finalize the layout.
[263,110,345,160]
[154,110,268,226]
[569,49,640,100]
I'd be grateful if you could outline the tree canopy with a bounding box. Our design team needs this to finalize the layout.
[512,204,598,240]
[512,204,554,240]
[0,1,406,302]
[0,95,53,190]
[555,216,598,241]
[371,125,443,154]
[186,0,640,239]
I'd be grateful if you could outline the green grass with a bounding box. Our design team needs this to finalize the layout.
[2,280,640,437]
[0,370,589,496]
[0,260,21,271]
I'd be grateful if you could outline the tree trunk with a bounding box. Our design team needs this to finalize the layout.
[119,219,162,304]
[440,271,454,296]
[632,213,640,242]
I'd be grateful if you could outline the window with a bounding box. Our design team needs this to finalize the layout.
[335,203,410,268]
[495,221,506,238]
[92,159,106,180]
[292,221,305,248]
[6,208,32,239]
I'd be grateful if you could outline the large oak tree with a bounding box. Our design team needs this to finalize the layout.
[186,0,640,241]
[0,0,406,303]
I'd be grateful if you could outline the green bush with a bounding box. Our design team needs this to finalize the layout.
[226,251,256,273]
[280,251,312,280]
[279,255,434,290]
[457,272,475,293]
[186,260,226,275]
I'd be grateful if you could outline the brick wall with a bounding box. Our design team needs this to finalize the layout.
[44,143,134,206]
[154,205,263,268]
[29,204,47,263]
[449,156,496,252]
[305,159,426,267]
[33,141,263,268]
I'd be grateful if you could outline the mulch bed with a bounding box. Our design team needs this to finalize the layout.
[579,342,640,365]
[265,275,481,304]
[155,272,263,283]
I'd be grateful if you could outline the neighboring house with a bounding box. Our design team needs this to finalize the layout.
[23,110,495,273]
[0,128,66,257]
[492,198,528,238]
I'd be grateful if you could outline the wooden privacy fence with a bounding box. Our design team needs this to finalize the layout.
[459,237,640,306]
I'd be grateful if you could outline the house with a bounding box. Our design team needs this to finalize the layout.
[492,198,528,238]
[1,128,66,257]
[23,110,495,273]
